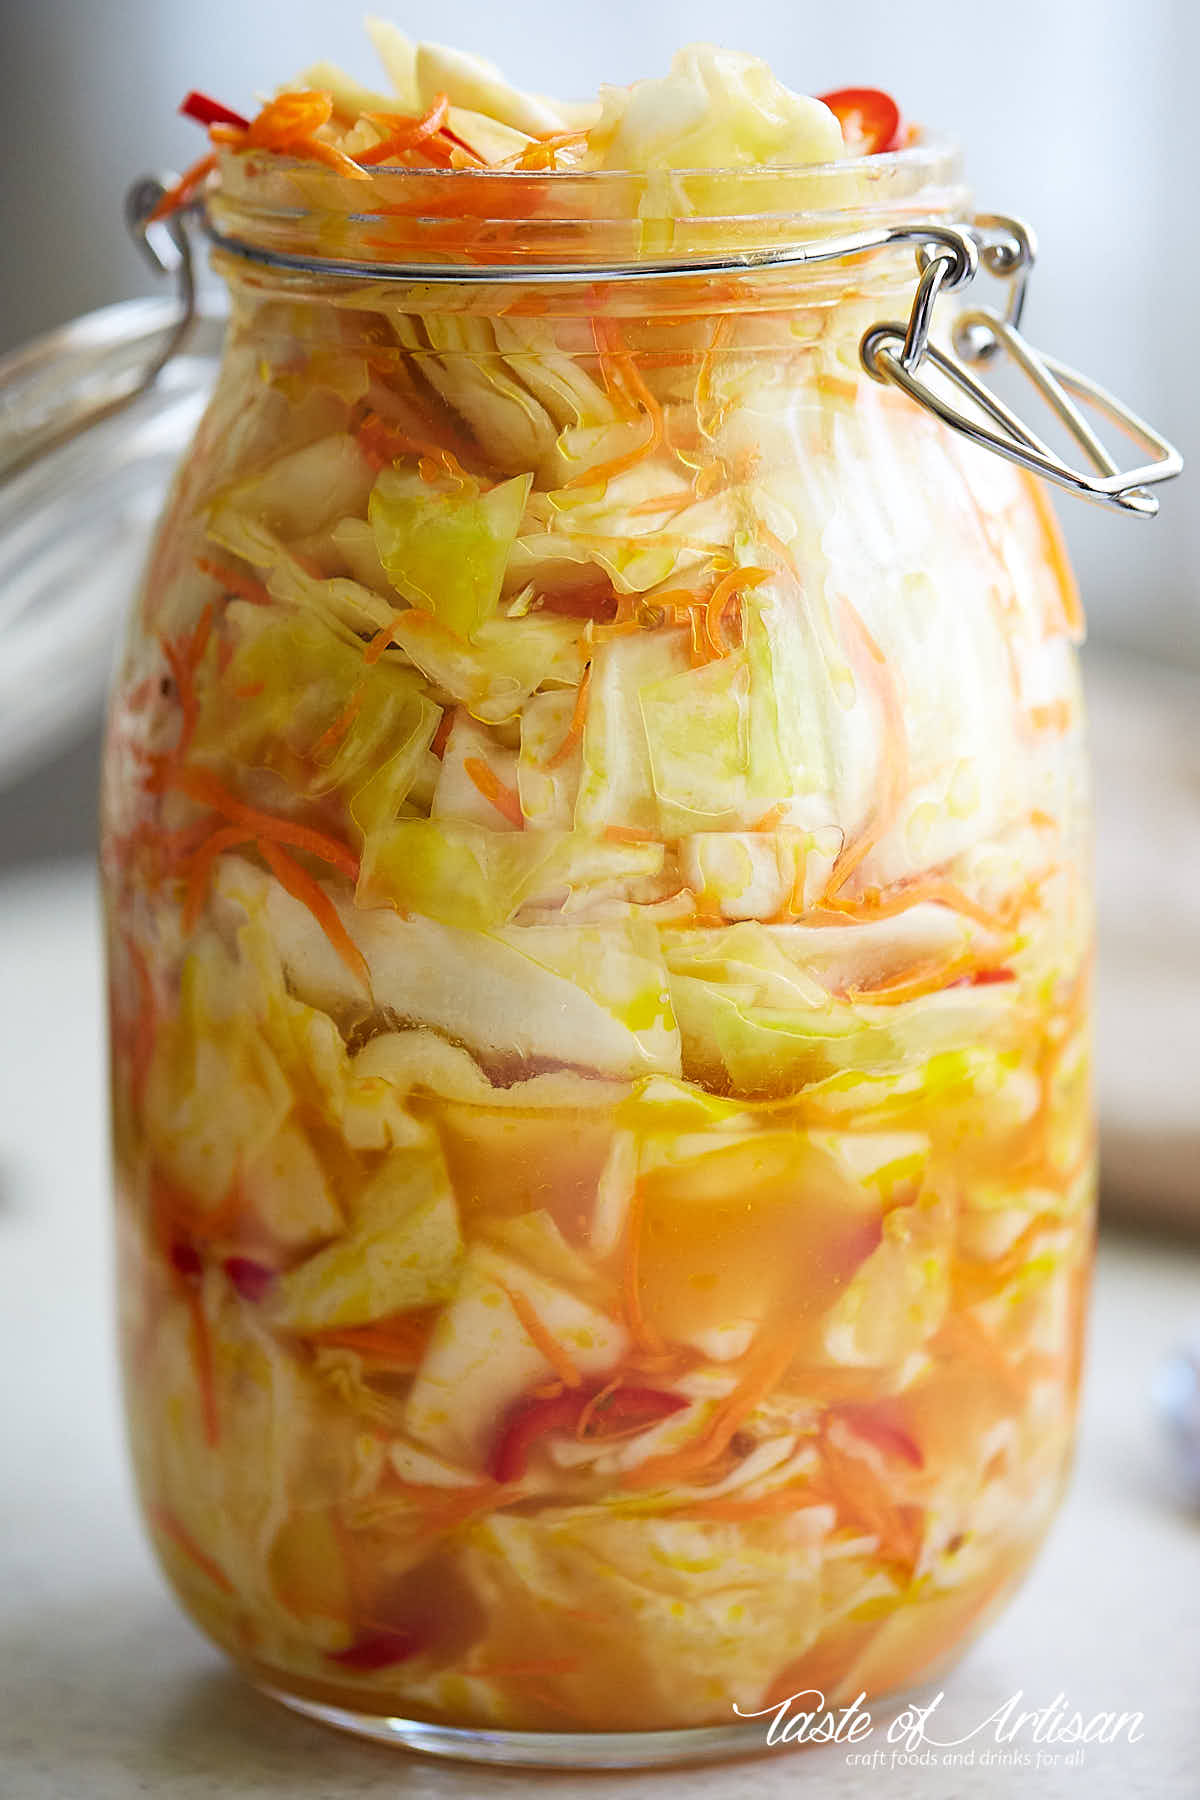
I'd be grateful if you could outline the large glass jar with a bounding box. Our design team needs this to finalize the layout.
[103,143,1099,1764]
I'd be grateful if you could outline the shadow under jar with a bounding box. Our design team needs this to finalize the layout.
[103,142,1099,1766]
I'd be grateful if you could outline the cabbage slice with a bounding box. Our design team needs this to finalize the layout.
[404,1231,627,1466]
[589,44,844,173]
[460,1509,830,1728]
[385,608,584,724]
[197,602,440,842]
[359,820,663,931]
[271,1140,464,1330]
[370,466,531,638]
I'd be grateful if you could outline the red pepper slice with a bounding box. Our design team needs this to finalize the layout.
[489,1382,688,1484]
[817,88,902,156]
[327,1629,421,1671]
[832,1403,925,1469]
[222,1256,276,1302]
[180,90,250,132]
[168,1239,203,1282]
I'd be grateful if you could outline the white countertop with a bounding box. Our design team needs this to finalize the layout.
[2,859,1198,1800]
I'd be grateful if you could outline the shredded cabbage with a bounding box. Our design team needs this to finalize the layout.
[106,27,1093,1736]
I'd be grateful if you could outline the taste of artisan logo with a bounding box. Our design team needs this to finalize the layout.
[733,1688,1146,1769]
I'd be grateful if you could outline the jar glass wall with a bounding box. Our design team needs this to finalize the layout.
[102,150,1094,1764]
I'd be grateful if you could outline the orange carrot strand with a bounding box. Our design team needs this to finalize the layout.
[499,1285,583,1389]
[258,842,370,990]
[463,757,525,829]
[544,665,591,769]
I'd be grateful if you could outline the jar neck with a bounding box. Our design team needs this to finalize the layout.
[205,140,969,321]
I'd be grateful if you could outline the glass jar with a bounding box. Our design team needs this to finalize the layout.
[101,141,1138,1766]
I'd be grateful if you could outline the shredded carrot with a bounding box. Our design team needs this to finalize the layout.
[148,152,218,223]
[430,709,454,759]
[195,556,271,607]
[695,314,734,435]
[463,757,525,829]
[364,621,397,665]
[356,412,470,484]
[259,841,369,989]
[624,1325,805,1488]
[574,1376,624,1440]
[182,824,249,929]
[815,875,1011,935]
[623,488,696,517]
[506,130,589,172]
[182,1284,220,1447]
[145,1503,233,1593]
[567,318,664,487]
[544,665,591,769]
[821,595,909,900]
[1023,471,1084,641]
[356,95,450,165]
[677,1485,821,1522]
[621,1188,664,1354]
[312,684,365,760]
[604,824,659,845]
[1029,698,1072,733]
[154,765,360,880]
[752,803,789,833]
[126,935,157,1103]
[817,1421,923,1569]
[846,948,978,1006]
[212,90,369,181]
[704,565,769,656]
[500,1284,583,1389]
[310,1310,437,1367]
[159,601,214,762]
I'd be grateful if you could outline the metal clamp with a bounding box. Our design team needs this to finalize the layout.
[861,214,1181,516]
[124,175,199,379]
[0,178,197,484]
[13,178,1176,516]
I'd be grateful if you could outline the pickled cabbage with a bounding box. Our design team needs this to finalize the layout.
[104,26,1093,1743]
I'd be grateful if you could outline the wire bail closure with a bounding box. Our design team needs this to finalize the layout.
[861,215,1181,516]
[11,175,1179,515]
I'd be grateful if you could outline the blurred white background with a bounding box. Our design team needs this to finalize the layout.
[2,0,1196,663]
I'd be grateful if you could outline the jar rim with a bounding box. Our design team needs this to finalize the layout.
[205,137,969,278]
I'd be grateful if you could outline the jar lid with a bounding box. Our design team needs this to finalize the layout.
[0,296,223,788]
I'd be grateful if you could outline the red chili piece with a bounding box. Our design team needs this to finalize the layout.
[222,1256,276,1302]
[180,90,250,131]
[834,1403,925,1469]
[489,1382,688,1484]
[168,1239,203,1282]
[817,88,902,155]
[327,1629,422,1671]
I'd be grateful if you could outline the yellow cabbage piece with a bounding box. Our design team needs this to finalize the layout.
[211,433,376,540]
[129,1273,355,1652]
[357,820,663,931]
[200,603,440,840]
[590,44,844,172]
[142,935,292,1210]
[370,466,532,639]
[822,1181,951,1366]
[460,1510,831,1729]
[271,1140,463,1330]
[405,1221,627,1466]
[385,607,584,724]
